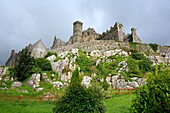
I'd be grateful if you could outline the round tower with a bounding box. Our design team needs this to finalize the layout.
[73,21,83,36]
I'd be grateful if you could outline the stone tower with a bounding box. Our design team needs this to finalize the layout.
[73,21,83,37]
[67,21,83,44]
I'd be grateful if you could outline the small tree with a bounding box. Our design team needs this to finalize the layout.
[130,65,170,112]
[14,49,35,81]
[52,67,106,113]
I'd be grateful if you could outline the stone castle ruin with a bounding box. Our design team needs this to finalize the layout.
[67,21,141,45]
[6,20,170,66]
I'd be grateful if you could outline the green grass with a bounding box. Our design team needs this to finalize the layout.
[104,94,133,113]
[0,94,133,113]
[0,101,54,113]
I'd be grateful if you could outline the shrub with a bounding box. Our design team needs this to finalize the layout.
[34,58,52,71]
[139,58,152,72]
[130,67,170,112]
[96,61,117,77]
[131,51,145,60]
[149,43,159,52]
[127,58,140,75]
[44,51,57,58]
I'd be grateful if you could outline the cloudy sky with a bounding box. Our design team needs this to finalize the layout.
[0,0,170,65]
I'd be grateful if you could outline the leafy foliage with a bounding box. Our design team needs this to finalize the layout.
[149,43,159,52]
[96,61,117,77]
[130,66,170,113]
[76,50,93,75]
[70,67,81,85]
[34,58,52,71]
[44,51,57,58]
[13,49,35,81]
[131,51,152,73]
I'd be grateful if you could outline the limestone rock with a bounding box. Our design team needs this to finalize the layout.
[106,76,111,85]
[116,79,127,89]
[51,58,69,76]
[35,88,44,92]
[11,81,22,88]
[0,66,7,76]
[27,73,41,89]
[137,78,146,86]
[71,48,79,55]
[118,61,128,72]
[52,81,63,89]
[111,75,119,88]
[58,51,69,58]
[90,50,102,57]
[128,81,139,88]
[82,76,92,88]
[47,55,56,62]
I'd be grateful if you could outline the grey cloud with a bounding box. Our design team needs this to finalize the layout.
[0,0,170,64]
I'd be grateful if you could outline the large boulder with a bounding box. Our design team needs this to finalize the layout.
[47,55,56,62]
[128,81,139,88]
[27,73,41,89]
[11,81,22,88]
[51,58,69,76]
[116,79,128,89]
[90,50,102,57]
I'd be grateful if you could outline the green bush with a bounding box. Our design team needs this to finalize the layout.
[130,67,170,112]
[44,51,57,58]
[34,58,52,71]
[139,58,152,72]
[131,51,145,60]
[96,61,117,77]
[149,43,159,52]
[127,58,140,75]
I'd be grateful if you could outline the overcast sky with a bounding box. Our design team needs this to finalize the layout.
[0,0,170,65]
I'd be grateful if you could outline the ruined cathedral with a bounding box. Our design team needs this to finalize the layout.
[6,21,142,66]
[67,21,141,44]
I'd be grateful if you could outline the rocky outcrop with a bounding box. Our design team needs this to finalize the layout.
[0,66,7,76]
[11,81,22,88]
[27,73,41,89]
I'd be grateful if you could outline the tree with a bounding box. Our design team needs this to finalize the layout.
[52,67,106,113]
[14,49,35,81]
[130,65,170,113]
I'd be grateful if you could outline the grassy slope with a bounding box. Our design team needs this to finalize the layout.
[0,94,133,113]
[104,94,133,113]
[0,101,54,113]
